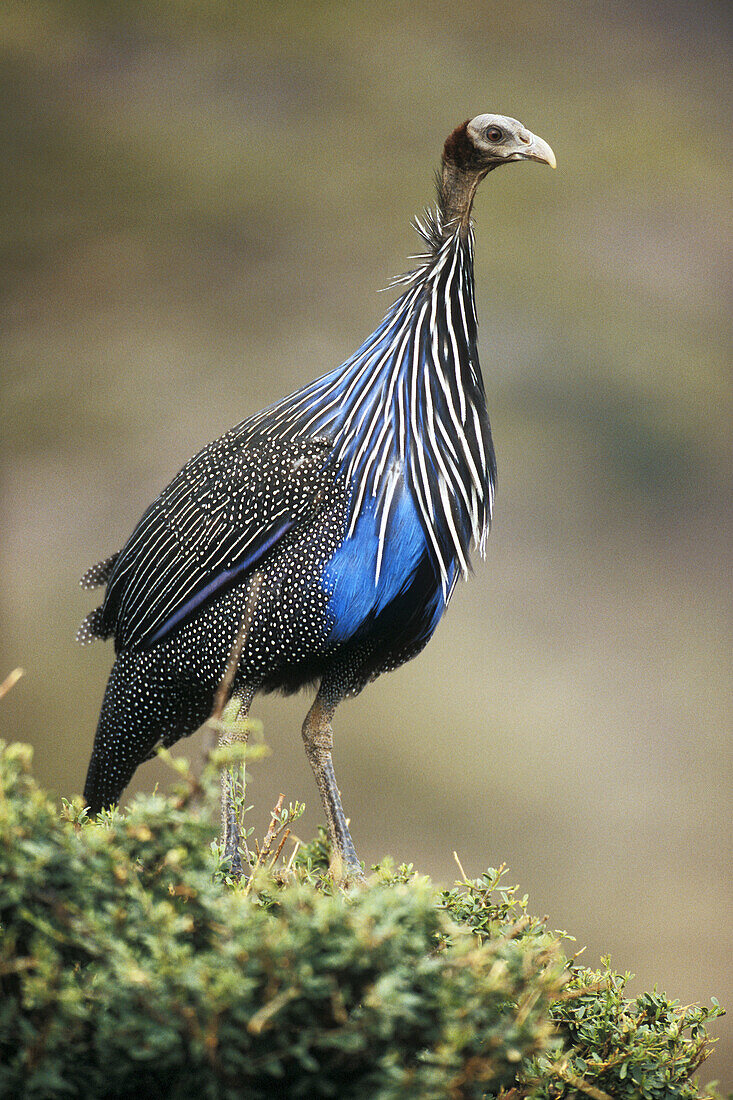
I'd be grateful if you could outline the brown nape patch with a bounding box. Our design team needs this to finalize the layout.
[442,120,480,170]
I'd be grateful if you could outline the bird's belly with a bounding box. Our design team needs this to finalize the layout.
[323,488,434,645]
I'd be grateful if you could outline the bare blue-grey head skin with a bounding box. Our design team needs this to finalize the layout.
[466,113,556,167]
[439,113,556,231]
[80,114,555,881]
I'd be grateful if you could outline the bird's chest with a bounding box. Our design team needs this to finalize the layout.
[322,484,441,645]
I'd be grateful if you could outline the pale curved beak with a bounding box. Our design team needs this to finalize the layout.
[522,132,556,169]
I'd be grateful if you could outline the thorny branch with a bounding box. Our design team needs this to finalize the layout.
[244,793,289,895]
[0,668,24,701]
[210,572,263,722]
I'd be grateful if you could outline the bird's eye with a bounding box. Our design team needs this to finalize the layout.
[486,126,504,142]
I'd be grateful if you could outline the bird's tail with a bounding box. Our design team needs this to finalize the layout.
[83,652,211,813]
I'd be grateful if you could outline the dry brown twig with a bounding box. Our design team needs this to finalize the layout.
[0,668,24,701]
[244,794,290,895]
[210,573,263,724]
[205,572,263,876]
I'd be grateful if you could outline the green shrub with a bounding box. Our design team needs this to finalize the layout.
[0,740,724,1099]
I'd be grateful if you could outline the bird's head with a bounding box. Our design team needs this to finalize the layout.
[445,113,556,171]
[439,113,555,230]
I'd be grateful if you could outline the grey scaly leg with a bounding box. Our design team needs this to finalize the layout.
[219,685,255,878]
[302,682,364,881]
[214,575,262,878]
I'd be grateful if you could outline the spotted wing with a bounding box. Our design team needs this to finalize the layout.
[91,431,333,653]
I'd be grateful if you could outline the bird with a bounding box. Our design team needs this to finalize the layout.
[79,113,555,878]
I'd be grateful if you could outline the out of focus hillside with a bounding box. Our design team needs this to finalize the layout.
[1,0,731,1088]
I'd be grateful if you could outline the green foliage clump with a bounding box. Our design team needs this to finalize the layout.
[524,967,722,1100]
[438,870,724,1100]
[0,740,724,1100]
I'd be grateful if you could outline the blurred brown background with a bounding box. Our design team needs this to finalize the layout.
[1,0,731,1088]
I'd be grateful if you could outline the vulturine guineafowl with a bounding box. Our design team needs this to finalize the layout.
[80,114,556,878]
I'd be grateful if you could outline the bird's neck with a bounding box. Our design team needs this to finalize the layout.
[243,222,497,592]
[330,225,495,586]
[437,162,492,236]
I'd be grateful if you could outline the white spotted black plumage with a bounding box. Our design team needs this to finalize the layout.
[81,190,498,814]
[93,435,335,652]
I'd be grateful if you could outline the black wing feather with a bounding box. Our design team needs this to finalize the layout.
[93,429,334,652]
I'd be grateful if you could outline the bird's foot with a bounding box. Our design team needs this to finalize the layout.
[221,791,249,882]
[329,859,366,886]
[328,842,366,886]
[223,834,247,881]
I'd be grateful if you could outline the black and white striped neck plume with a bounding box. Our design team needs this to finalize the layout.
[244,113,556,594]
